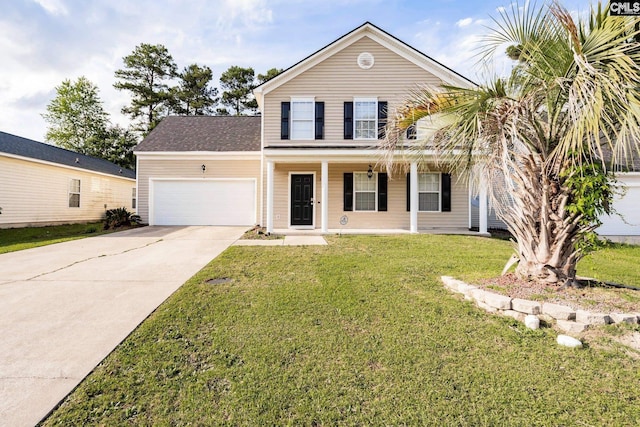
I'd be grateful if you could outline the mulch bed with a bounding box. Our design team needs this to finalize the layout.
[476,273,639,314]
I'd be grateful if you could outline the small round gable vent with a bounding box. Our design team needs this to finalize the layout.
[357,52,374,69]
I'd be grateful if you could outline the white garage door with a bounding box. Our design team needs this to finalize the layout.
[152,179,255,226]
[597,175,640,236]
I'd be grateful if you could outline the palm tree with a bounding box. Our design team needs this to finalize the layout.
[383,1,640,286]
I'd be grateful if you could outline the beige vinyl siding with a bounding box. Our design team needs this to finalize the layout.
[0,156,135,228]
[263,36,443,145]
[137,158,261,224]
[266,163,468,230]
[470,204,507,230]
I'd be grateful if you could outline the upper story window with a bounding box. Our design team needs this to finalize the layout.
[344,99,387,140]
[354,98,377,140]
[281,99,324,140]
[68,179,80,208]
[291,98,314,140]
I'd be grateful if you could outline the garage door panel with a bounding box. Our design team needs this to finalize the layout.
[152,180,255,226]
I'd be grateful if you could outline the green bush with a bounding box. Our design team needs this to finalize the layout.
[103,207,141,230]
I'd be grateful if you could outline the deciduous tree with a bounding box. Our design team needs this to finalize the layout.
[42,76,109,153]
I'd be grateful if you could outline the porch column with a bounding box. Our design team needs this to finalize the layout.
[321,161,329,233]
[410,162,418,233]
[266,160,274,234]
[479,176,488,235]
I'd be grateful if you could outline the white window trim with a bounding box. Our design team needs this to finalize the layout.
[68,179,81,208]
[354,97,378,141]
[290,97,315,141]
[418,172,441,212]
[354,171,378,212]
[132,187,137,209]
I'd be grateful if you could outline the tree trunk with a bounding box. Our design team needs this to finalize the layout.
[494,154,583,286]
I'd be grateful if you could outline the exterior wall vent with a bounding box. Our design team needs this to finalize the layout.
[357,52,374,69]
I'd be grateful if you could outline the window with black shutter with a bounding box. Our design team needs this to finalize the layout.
[377,101,387,139]
[343,172,353,211]
[281,102,290,140]
[315,102,324,140]
[406,172,452,212]
[344,102,353,140]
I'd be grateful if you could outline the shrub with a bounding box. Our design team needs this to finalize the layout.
[104,207,141,230]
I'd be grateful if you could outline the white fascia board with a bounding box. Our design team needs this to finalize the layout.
[134,151,261,161]
[0,152,135,182]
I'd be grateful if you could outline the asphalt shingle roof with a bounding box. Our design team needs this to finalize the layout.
[135,116,261,152]
[0,131,135,179]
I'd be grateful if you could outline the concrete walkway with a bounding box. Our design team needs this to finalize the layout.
[0,226,245,427]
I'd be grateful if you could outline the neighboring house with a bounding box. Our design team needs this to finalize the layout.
[135,22,489,233]
[0,131,136,228]
[469,172,640,237]
[597,173,640,237]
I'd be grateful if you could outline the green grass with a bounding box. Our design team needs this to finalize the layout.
[0,222,106,254]
[43,235,640,426]
[580,242,640,287]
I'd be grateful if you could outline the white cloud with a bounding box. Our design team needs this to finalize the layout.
[456,17,473,27]
[33,0,68,16]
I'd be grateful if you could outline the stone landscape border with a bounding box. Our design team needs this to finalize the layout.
[441,276,640,337]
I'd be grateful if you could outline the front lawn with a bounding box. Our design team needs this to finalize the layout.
[43,235,640,425]
[0,222,105,254]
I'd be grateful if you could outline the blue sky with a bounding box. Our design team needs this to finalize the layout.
[1,0,589,141]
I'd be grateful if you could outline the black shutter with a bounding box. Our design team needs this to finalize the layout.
[315,102,324,140]
[281,102,290,140]
[344,172,353,211]
[441,173,451,212]
[406,124,417,140]
[406,173,411,211]
[344,102,353,140]
[377,101,387,139]
[378,172,388,211]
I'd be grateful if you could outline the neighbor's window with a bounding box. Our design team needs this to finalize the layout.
[354,98,377,139]
[354,172,377,211]
[68,179,80,208]
[418,173,440,211]
[290,98,314,140]
[132,188,137,209]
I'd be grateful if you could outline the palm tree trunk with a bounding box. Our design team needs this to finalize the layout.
[496,154,582,285]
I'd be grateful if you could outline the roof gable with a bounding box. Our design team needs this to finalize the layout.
[254,22,475,107]
[0,131,135,179]
[134,116,261,152]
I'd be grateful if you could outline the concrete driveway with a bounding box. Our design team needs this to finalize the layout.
[0,225,245,427]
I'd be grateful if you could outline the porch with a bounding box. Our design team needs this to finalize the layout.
[263,151,489,236]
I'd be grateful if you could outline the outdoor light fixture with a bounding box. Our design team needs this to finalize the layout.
[201,164,206,173]
[367,164,373,179]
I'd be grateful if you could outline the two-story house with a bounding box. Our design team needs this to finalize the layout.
[134,22,490,235]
